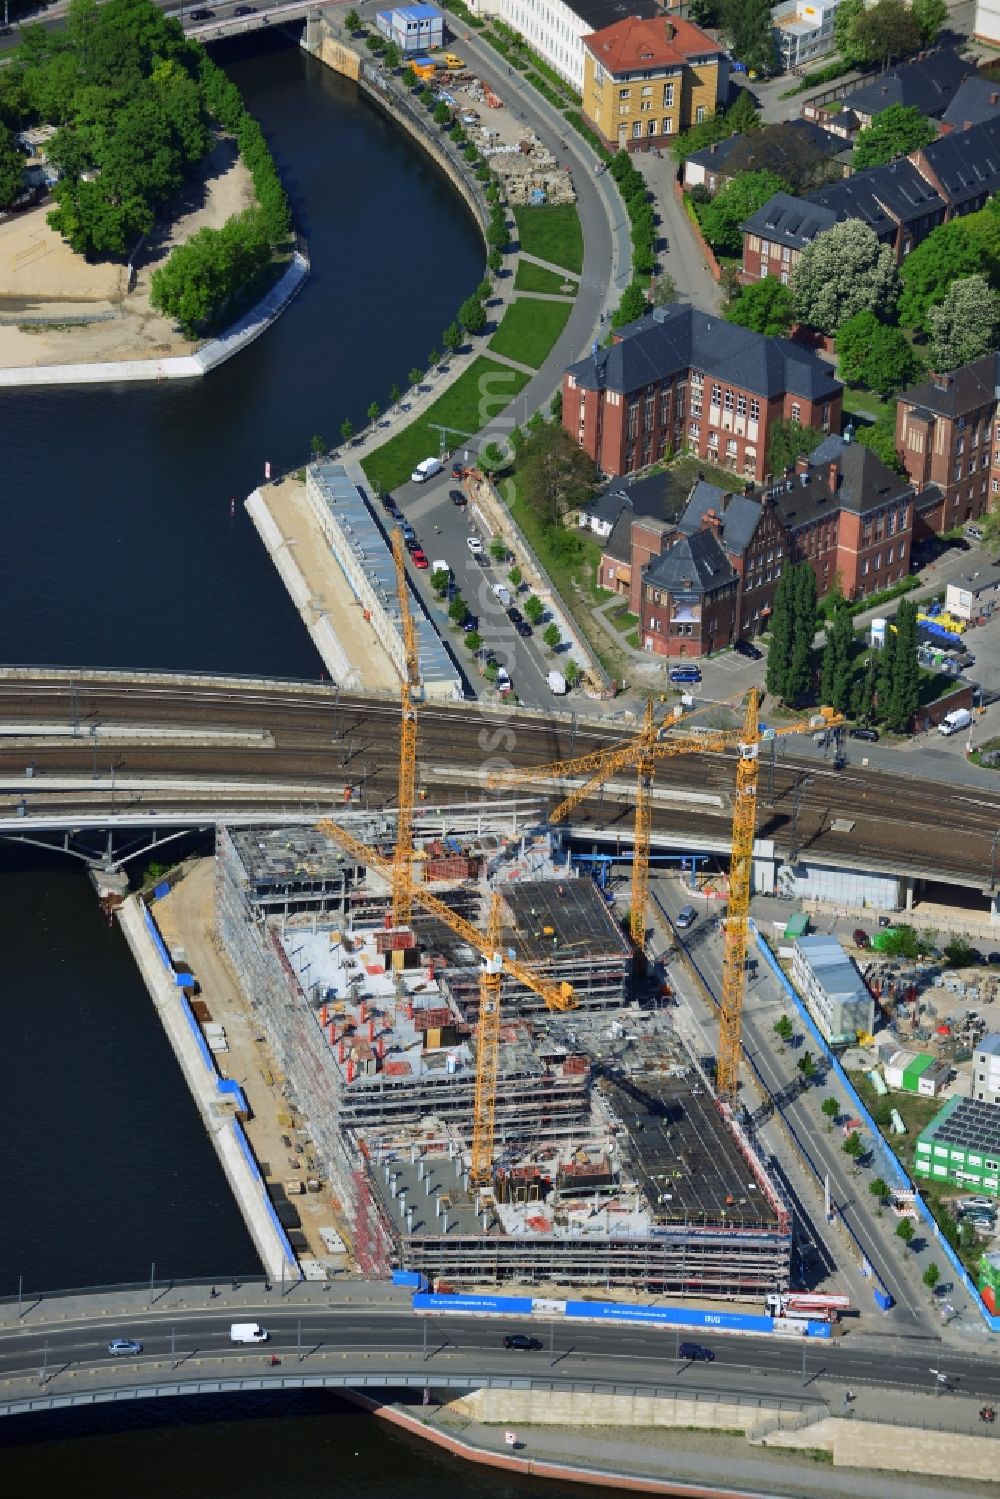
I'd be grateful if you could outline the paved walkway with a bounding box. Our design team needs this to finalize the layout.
[514,289,576,303]
[519,250,581,280]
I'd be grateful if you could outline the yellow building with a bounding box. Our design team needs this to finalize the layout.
[582,15,727,154]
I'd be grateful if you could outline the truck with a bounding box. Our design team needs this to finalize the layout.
[766,1292,850,1322]
[230,1322,269,1343]
[547,670,567,694]
[938,707,972,736]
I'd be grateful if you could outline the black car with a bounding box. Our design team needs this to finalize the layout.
[950,537,972,551]
[405,535,420,553]
[379,491,396,511]
[506,605,523,625]
[460,613,479,634]
[734,639,763,661]
[679,1342,714,1361]
[849,727,879,742]
[189,7,214,17]
[450,488,467,507]
[514,620,532,638]
[233,3,257,12]
[503,1334,541,1351]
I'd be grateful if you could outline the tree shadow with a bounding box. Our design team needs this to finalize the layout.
[133,136,240,274]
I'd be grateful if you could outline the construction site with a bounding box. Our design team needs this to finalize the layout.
[215,816,792,1296]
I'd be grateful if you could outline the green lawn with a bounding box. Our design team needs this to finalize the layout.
[513,260,577,296]
[361,358,530,493]
[513,204,584,274]
[488,297,573,369]
[841,384,893,422]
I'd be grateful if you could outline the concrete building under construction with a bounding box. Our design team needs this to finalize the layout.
[215,819,792,1296]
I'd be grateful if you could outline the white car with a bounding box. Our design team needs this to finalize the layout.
[467,536,484,555]
[496,666,511,692]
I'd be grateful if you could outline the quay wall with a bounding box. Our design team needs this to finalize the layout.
[118,893,300,1285]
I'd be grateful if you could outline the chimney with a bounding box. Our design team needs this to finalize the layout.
[709,141,718,154]
[991,93,999,105]
[930,370,951,391]
[664,18,676,41]
[795,455,810,477]
[703,507,723,538]
[827,460,841,492]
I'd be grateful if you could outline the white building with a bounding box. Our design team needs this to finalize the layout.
[973,1034,1000,1106]
[480,0,663,94]
[975,0,1000,46]
[375,4,444,56]
[772,0,841,71]
[790,934,875,1046]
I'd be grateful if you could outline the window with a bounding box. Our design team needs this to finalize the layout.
[780,271,789,285]
[696,105,706,123]
[726,438,737,455]
[619,88,631,99]
[632,121,642,138]
[639,100,652,112]
[724,390,734,411]
[782,246,791,263]
[737,394,747,417]
[969,458,977,475]
[618,104,630,116]
[688,422,700,439]
[750,398,760,421]
[663,117,673,133]
[791,402,801,422]
[992,478,999,494]
[711,383,721,405]
[663,82,674,106]
[641,85,653,96]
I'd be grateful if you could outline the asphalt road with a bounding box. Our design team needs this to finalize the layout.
[3,1299,1000,1406]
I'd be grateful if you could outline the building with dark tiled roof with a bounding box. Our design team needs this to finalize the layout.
[563,302,842,483]
[838,47,974,129]
[895,354,1000,536]
[740,115,1000,283]
[682,120,846,196]
[941,74,1000,132]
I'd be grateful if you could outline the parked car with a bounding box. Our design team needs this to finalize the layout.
[459,612,478,633]
[853,929,870,949]
[450,488,467,507]
[850,727,879,742]
[503,1334,541,1351]
[669,666,702,684]
[411,548,429,569]
[108,1338,143,1356]
[401,521,416,540]
[379,491,397,512]
[467,536,484,555]
[966,523,984,542]
[506,605,523,625]
[188,7,213,17]
[451,460,464,479]
[734,639,763,661]
[496,666,512,692]
[679,1342,714,1361]
[233,3,256,12]
[676,905,697,929]
[514,619,532,638]
[411,457,443,483]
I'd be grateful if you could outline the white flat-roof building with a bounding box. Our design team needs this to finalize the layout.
[487,0,662,94]
[790,934,875,1046]
[974,1034,1000,1106]
[773,0,841,71]
[376,4,443,55]
[975,0,1000,46]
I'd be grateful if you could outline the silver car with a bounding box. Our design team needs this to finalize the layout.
[676,905,697,930]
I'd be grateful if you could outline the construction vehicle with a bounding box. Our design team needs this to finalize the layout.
[315,818,574,1188]
[486,690,842,1099]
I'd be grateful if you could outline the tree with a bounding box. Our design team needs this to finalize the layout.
[430,568,451,596]
[725,276,794,337]
[766,567,795,701]
[433,101,451,126]
[344,7,361,29]
[821,1096,841,1129]
[785,562,817,705]
[700,170,788,256]
[820,601,856,713]
[651,271,679,308]
[797,1051,818,1086]
[911,0,947,44]
[448,592,468,624]
[524,595,544,626]
[886,597,919,733]
[479,441,507,474]
[852,105,936,170]
[853,0,921,67]
[773,1014,794,1046]
[310,434,326,458]
[880,924,920,959]
[543,622,562,652]
[408,366,423,389]
[898,220,985,329]
[927,275,1000,372]
[442,321,462,355]
[0,125,24,209]
[383,40,401,70]
[869,1177,891,1205]
[490,535,508,562]
[792,220,901,337]
[508,565,523,589]
[340,417,354,444]
[854,406,906,474]
[943,934,974,967]
[402,66,417,88]
[367,400,381,425]
[725,123,838,194]
[565,659,582,688]
[834,0,867,65]
[843,1130,864,1161]
[427,348,440,368]
[896,1216,915,1247]
[464,629,483,653]
[720,0,777,75]
[836,312,921,398]
[767,419,823,477]
[487,247,503,273]
[611,279,647,328]
[518,423,598,525]
[458,294,486,335]
[923,1261,941,1290]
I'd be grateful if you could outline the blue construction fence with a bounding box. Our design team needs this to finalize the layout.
[140,899,298,1282]
[411,1291,831,1339]
[751,920,998,1332]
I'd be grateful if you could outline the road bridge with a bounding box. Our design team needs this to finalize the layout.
[0,670,997,893]
[1,1279,999,1423]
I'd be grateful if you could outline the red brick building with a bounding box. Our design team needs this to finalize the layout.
[562,303,842,483]
[895,356,1000,537]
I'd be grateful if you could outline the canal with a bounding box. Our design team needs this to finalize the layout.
[0,37,611,1496]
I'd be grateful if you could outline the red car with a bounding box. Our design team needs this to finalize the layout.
[411,548,429,569]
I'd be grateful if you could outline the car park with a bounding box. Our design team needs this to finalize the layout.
[467,536,484,555]
[679,1342,714,1361]
[411,548,429,569]
[850,727,879,742]
[450,489,467,507]
[676,905,697,930]
[669,666,701,683]
[503,1333,541,1351]
[734,639,763,661]
[108,1338,143,1356]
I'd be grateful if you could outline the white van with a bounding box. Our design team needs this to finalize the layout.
[230,1322,269,1344]
[938,708,972,736]
[410,457,443,483]
[492,582,512,608]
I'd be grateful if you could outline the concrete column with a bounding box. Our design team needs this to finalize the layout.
[904,878,914,913]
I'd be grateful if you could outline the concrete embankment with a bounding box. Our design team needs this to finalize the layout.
[0,251,308,389]
[118,893,299,1285]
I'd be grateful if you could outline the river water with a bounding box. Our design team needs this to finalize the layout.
[0,37,620,1496]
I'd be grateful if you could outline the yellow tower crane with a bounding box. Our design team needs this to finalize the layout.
[487,690,842,1099]
[315,818,575,1186]
[389,527,420,928]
